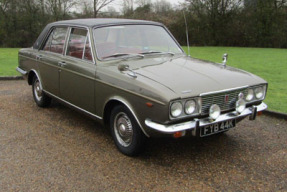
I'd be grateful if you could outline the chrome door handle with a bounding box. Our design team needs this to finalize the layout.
[58,61,66,67]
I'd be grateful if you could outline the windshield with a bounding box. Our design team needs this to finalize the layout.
[93,25,183,60]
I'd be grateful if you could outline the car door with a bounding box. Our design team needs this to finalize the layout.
[37,27,68,96]
[59,27,96,113]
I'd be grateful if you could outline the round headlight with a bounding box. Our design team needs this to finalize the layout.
[246,89,254,101]
[209,104,221,120]
[236,99,246,113]
[171,102,183,117]
[255,87,264,99]
[185,100,196,114]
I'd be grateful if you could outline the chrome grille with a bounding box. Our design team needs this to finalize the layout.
[201,88,248,115]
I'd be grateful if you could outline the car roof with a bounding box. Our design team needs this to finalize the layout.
[33,18,163,49]
[51,18,162,27]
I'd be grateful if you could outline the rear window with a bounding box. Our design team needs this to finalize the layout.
[43,27,68,54]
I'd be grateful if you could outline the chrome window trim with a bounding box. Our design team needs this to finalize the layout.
[64,26,95,64]
[41,26,69,55]
[39,24,96,65]
[63,27,72,58]
[82,34,88,60]
[59,54,95,65]
[38,27,54,51]
[45,30,53,52]
[83,30,94,62]
[38,49,66,59]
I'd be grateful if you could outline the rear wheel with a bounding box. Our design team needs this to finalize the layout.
[110,105,147,156]
[32,76,51,107]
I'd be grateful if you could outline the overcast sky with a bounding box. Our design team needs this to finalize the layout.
[104,0,185,12]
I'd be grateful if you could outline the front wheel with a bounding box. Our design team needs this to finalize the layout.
[110,105,147,156]
[32,76,51,107]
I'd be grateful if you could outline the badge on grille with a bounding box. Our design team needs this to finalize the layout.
[224,95,229,103]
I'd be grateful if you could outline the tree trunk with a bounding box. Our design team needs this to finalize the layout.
[94,0,97,18]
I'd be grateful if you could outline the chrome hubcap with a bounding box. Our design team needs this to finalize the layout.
[34,79,43,101]
[114,112,133,147]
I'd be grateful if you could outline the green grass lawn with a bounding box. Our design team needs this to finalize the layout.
[0,48,20,76]
[0,47,286,113]
[183,46,287,113]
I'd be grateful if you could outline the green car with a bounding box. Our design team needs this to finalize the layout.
[17,19,268,156]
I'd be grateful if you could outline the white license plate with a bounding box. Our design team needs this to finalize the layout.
[200,119,236,137]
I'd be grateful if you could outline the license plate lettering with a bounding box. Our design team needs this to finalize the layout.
[214,123,219,132]
[220,122,225,130]
[200,120,236,137]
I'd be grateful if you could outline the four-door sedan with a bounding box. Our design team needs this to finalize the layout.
[17,18,268,156]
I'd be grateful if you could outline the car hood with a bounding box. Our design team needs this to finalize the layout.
[123,55,266,98]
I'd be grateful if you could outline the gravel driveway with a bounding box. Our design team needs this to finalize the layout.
[1,80,286,191]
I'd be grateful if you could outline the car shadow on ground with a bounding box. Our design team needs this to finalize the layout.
[141,133,239,160]
[47,99,244,162]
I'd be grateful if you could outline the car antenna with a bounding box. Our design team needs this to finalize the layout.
[183,11,190,57]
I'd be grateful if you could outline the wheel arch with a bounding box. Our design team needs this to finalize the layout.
[103,97,150,137]
[27,69,41,85]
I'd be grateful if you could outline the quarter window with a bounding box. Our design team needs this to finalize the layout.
[43,27,68,54]
[66,28,92,61]
[84,37,92,61]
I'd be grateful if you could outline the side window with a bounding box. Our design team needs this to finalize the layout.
[66,28,92,61]
[43,27,67,54]
[84,37,92,61]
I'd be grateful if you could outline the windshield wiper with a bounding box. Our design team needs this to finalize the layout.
[139,51,175,56]
[102,53,144,60]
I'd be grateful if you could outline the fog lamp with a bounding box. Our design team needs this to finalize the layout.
[209,104,221,120]
[236,99,246,113]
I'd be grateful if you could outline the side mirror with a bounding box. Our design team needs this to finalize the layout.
[118,64,129,71]
[118,64,137,78]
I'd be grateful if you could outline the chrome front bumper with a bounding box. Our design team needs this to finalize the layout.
[145,102,267,133]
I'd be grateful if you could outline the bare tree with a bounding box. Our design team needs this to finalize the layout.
[0,0,8,14]
[135,0,151,7]
[122,0,134,15]
[153,0,172,13]
[81,1,93,17]
[45,0,78,20]
[92,0,116,18]
[104,6,119,17]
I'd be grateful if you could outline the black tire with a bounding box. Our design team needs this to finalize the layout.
[32,76,51,107]
[110,105,147,156]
